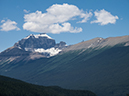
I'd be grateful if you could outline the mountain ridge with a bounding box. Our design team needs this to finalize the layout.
[62,35,129,52]
[0,35,129,66]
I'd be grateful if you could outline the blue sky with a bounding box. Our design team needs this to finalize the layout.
[0,0,129,52]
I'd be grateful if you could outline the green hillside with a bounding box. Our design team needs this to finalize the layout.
[0,75,96,96]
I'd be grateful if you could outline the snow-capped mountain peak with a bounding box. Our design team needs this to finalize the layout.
[34,33,52,39]
[24,33,53,39]
[13,33,67,57]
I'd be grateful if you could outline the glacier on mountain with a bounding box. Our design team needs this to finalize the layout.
[34,47,62,56]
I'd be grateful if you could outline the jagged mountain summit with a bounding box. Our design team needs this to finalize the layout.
[14,33,56,50]
[14,33,67,57]
[0,33,67,65]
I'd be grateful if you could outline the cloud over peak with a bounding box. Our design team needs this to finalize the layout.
[91,9,119,25]
[0,19,20,31]
[23,3,92,34]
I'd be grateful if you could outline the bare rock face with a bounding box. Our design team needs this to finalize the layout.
[14,34,56,50]
[55,41,67,49]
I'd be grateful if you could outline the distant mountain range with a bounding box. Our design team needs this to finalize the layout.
[0,34,129,96]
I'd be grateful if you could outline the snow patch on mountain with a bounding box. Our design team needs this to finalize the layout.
[88,44,93,48]
[24,33,52,39]
[24,34,33,39]
[34,34,52,39]
[97,38,103,43]
[34,48,62,56]
[24,48,33,52]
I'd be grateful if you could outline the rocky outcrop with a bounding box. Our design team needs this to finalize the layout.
[55,41,67,49]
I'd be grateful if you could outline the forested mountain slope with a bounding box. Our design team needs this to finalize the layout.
[0,75,96,96]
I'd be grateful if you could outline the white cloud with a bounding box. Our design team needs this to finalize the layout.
[0,19,20,31]
[78,11,93,23]
[91,9,119,25]
[23,9,30,13]
[1,20,5,23]
[23,3,92,34]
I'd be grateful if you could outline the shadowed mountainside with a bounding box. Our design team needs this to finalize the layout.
[0,75,96,96]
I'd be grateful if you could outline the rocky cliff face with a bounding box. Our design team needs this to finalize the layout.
[14,34,56,50]
[13,33,67,56]
[55,41,67,49]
